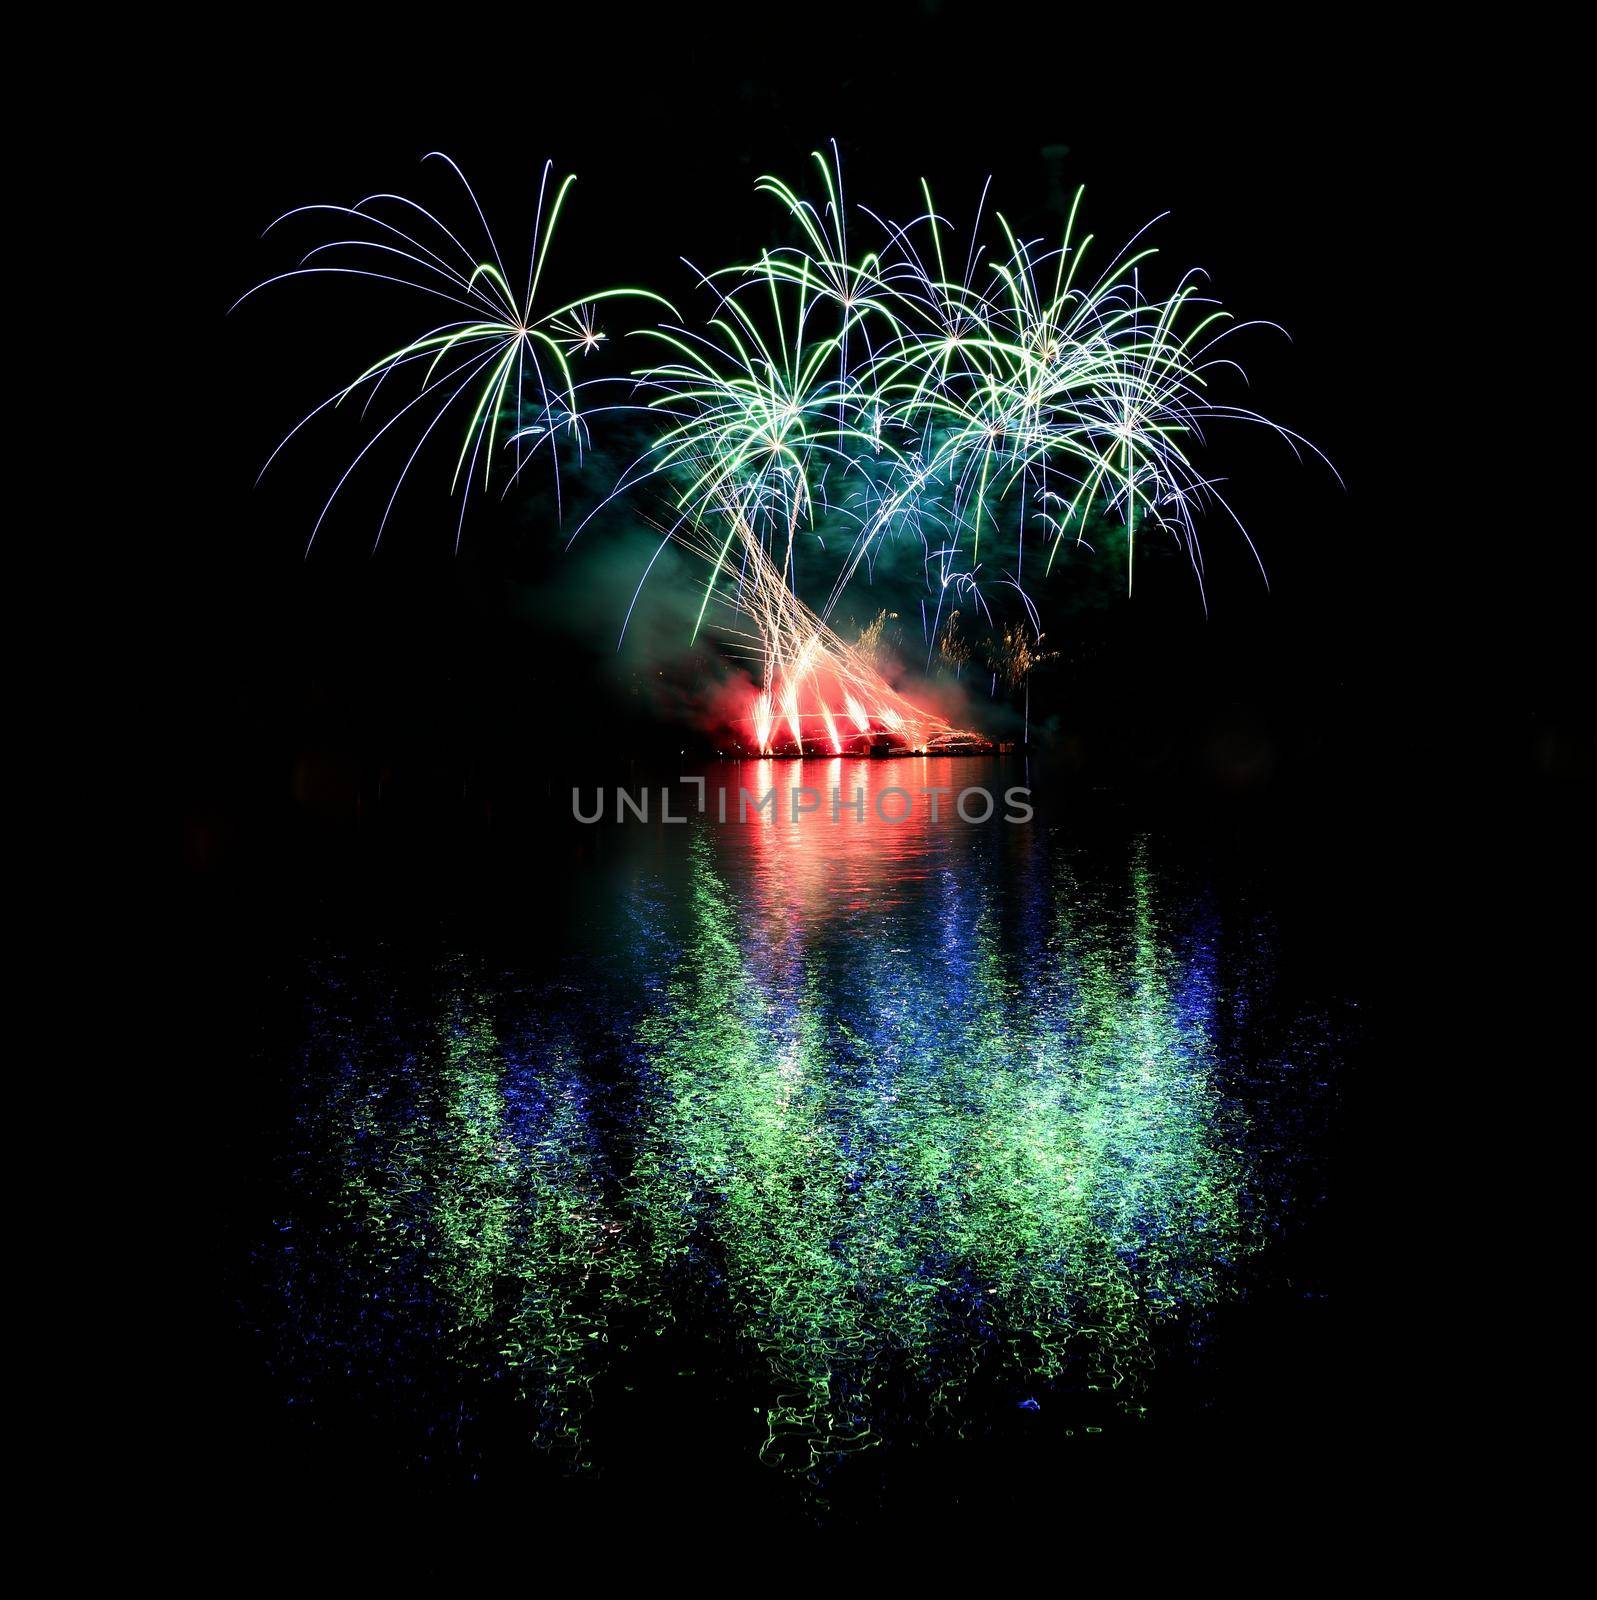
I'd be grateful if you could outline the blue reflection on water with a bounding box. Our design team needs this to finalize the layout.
[250,761,1344,1492]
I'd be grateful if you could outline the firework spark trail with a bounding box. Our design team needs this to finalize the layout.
[248,149,1332,745]
[237,154,672,551]
[723,529,963,753]
[614,153,1333,748]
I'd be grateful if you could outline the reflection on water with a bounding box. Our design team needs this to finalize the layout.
[254,760,1339,1491]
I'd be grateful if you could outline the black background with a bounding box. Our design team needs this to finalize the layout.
[153,8,1583,1566]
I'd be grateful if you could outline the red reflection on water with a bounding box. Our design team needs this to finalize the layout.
[708,756,1018,918]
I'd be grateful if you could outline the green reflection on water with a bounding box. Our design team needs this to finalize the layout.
[625,832,1257,1467]
[306,993,619,1459]
[270,828,1271,1475]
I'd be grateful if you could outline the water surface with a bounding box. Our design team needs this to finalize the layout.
[232,759,1349,1520]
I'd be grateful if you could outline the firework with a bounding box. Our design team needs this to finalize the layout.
[248,149,1330,748]
[606,153,1331,750]
[236,154,671,552]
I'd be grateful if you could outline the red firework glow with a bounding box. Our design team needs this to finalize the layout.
[737,629,992,758]
[663,498,996,757]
